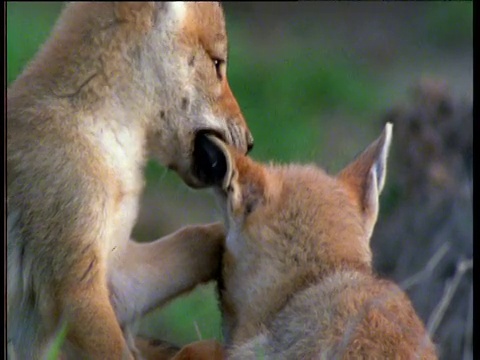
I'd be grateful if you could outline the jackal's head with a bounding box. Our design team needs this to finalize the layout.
[194,124,393,272]
[110,2,253,187]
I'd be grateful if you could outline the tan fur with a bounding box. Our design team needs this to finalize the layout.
[7,2,252,359]
[203,125,437,359]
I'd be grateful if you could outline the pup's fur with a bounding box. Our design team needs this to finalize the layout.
[7,2,252,359]
[196,124,437,359]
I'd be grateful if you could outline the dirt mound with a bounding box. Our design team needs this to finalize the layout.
[371,78,472,360]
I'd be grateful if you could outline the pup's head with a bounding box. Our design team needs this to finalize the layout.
[193,124,393,269]
[113,2,253,188]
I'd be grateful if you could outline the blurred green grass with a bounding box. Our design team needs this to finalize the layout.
[423,2,473,49]
[7,1,472,348]
[6,2,65,84]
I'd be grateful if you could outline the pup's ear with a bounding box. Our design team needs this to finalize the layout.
[193,133,234,190]
[193,133,267,217]
[338,123,393,239]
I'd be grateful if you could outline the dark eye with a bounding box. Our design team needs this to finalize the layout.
[212,58,224,80]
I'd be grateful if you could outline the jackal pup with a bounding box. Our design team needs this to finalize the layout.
[193,124,437,359]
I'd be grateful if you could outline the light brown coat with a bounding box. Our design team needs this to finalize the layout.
[194,124,437,359]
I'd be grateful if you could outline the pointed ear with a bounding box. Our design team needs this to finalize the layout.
[193,133,234,190]
[338,123,393,238]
